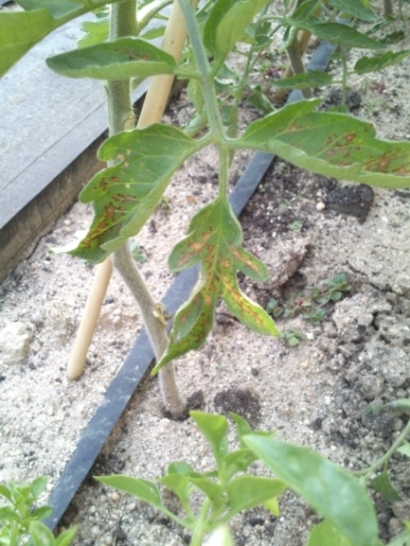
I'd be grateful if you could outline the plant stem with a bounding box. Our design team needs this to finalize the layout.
[286,31,312,99]
[355,419,410,477]
[107,0,186,419]
[106,1,137,134]
[114,245,187,419]
[190,498,211,546]
[340,46,349,110]
[178,0,225,136]
[384,0,393,17]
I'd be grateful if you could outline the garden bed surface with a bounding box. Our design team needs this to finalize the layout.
[2,5,410,546]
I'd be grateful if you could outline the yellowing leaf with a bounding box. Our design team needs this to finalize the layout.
[152,198,278,373]
[240,99,410,188]
[65,125,198,262]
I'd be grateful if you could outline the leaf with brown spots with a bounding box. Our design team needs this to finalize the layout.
[152,198,278,374]
[65,124,198,262]
[240,99,410,189]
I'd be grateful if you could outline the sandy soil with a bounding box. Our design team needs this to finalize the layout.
[2,2,410,545]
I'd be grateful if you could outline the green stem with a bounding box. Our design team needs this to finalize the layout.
[114,245,186,419]
[177,0,225,136]
[106,0,186,419]
[355,419,410,477]
[340,46,348,110]
[106,0,137,135]
[218,147,230,199]
[286,30,312,99]
[190,498,211,546]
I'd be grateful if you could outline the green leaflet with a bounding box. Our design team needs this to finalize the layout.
[239,99,410,189]
[47,38,177,80]
[16,0,85,18]
[64,125,198,262]
[0,0,126,77]
[78,18,109,48]
[371,470,401,503]
[152,198,278,373]
[271,70,332,90]
[328,0,377,21]
[354,50,410,75]
[295,20,384,50]
[226,476,287,514]
[0,10,56,76]
[244,436,381,546]
[215,0,271,55]
[307,521,354,546]
[95,475,163,508]
[204,0,269,57]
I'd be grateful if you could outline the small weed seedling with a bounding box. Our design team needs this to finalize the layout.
[98,410,382,546]
[267,273,351,325]
[0,477,76,546]
[279,326,307,347]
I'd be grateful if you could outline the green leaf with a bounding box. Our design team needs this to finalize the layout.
[215,0,271,55]
[29,521,57,546]
[328,0,377,21]
[263,497,279,516]
[307,520,353,546]
[296,20,384,50]
[0,10,56,77]
[247,85,275,115]
[204,0,236,55]
[31,506,53,520]
[371,470,401,503]
[190,411,229,468]
[189,478,225,508]
[62,124,197,262]
[47,38,177,80]
[240,99,410,189]
[160,474,191,512]
[354,50,410,75]
[55,526,77,546]
[0,507,19,522]
[243,435,380,546]
[94,475,162,509]
[0,485,12,502]
[78,18,109,48]
[397,443,410,458]
[271,70,332,90]
[226,476,286,514]
[168,461,195,475]
[290,0,322,23]
[30,477,48,499]
[230,412,253,439]
[152,198,278,371]
[223,449,257,478]
[387,523,410,546]
[16,0,85,18]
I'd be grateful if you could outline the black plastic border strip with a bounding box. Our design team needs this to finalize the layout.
[45,38,337,530]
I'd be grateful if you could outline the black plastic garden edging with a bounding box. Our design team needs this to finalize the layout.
[44,38,337,531]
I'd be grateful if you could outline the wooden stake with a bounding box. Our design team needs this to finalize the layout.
[67,0,191,379]
[67,259,113,379]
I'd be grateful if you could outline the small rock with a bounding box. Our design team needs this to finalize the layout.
[316,201,326,211]
[0,321,32,366]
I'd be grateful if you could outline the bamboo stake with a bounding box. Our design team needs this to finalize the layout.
[67,0,192,379]
[67,259,113,379]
